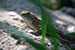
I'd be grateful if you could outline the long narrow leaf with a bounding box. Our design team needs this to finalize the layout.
[0,22,46,50]
[36,0,47,46]
[28,0,59,50]
[66,33,75,37]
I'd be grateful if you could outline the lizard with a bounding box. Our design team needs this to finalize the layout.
[20,10,75,50]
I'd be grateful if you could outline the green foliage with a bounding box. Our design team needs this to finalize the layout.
[35,0,47,46]
[66,33,75,37]
[28,0,73,50]
[28,0,60,50]
[0,22,6,27]
[45,10,59,50]
[29,0,62,10]
[0,0,73,50]
[0,1,3,8]
[0,22,47,50]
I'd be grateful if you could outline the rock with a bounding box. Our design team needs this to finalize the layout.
[0,10,53,50]
[1,0,75,49]
[2,0,41,16]
[2,0,75,34]
[67,25,75,33]
[61,7,75,17]
[0,29,18,50]
[0,48,3,50]
[52,11,75,33]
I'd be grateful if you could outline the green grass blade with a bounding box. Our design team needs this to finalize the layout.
[35,0,47,46]
[44,9,59,50]
[66,33,75,37]
[47,23,59,50]
[28,0,59,49]
[0,22,47,50]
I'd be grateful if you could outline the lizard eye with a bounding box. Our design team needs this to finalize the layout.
[20,20,24,23]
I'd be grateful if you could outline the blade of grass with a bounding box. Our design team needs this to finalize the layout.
[47,21,59,50]
[26,0,72,50]
[45,10,73,50]
[28,0,59,49]
[0,22,47,50]
[43,7,60,50]
[35,0,47,46]
[66,33,75,36]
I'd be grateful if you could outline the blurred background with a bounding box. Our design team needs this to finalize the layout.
[0,0,75,50]
[0,0,75,17]
[0,0,75,13]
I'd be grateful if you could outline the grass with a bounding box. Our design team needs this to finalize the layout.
[0,22,47,50]
[35,0,47,46]
[28,0,73,50]
[45,11,59,50]
[66,32,75,36]
[28,0,59,50]
[0,1,3,8]
[0,0,73,50]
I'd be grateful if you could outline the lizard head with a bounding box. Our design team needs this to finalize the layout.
[20,10,41,31]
